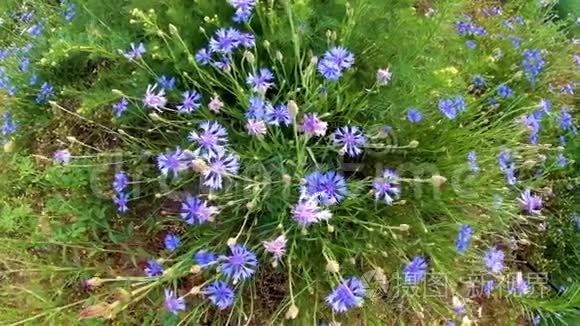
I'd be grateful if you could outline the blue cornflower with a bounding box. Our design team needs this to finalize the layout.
[157,75,176,90]
[332,126,367,157]
[317,59,342,81]
[36,82,54,103]
[455,224,473,254]
[123,42,145,60]
[219,245,258,282]
[532,315,541,326]
[27,24,42,37]
[164,289,186,314]
[112,97,129,117]
[63,1,76,21]
[538,98,551,113]
[439,99,457,119]
[325,277,366,313]
[164,234,180,252]
[180,195,219,225]
[473,75,486,87]
[238,32,256,48]
[54,149,71,164]
[247,68,275,94]
[304,171,349,205]
[19,57,30,72]
[498,151,517,185]
[467,151,480,174]
[245,97,270,120]
[202,151,240,190]
[484,246,504,273]
[212,57,232,71]
[520,112,541,144]
[403,256,428,284]
[508,272,529,296]
[227,0,256,23]
[144,260,164,276]
[407,108,423,123]
[373,169,401,204]
[522,49,545,85]
[266,103,291,126]
[557,153,568,167]
[497,84,514,98]
[195,48,212,65]
[203,281,235,310]
[292,198,332,225]
[1,112,17,136]
[113,192,129,213]
[157,147,191,177]
[177,90,202,113]
[323,47,355,70]
[113,171,128,193]
[503,19,515,30]
[194,250,218,267]
[510,37,522,49]
[559,107,577,134]
[29,73,38,85]
[8,86,17,97]
[465,40,477,49]
[483,280,495,297]
[188,121,228,156]
[519,189,542,215]
[209,28,241,54]
[561,83,576,95]
[482,7,502,16]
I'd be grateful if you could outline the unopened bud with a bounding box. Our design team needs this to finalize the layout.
[66,136,77,143]
[282,174,292,184]
[431,175,447,188]
[263,40,270,48]
[244,51,255,64]
[327,224,335,233]
[191,159,209,173]
[285,304,299,319]
[271,260,279,268]
[227,237,237,246]
[3,141,14,152]
[246,201,255,210]
[207,193,218,201]
[168,24,178,35]
[148,112,161,121]
[85,277,104,289]
[325,260,340,273]
[112,89,124,96]
[399,224,410,231]
[408,140,419,148]
[288,100,299,119]
[189,286,201,295]
[275,51,283,61]
[310,56,319,65]
[190,265,202,274]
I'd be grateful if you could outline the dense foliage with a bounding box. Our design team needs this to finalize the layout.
[0,0,578,325]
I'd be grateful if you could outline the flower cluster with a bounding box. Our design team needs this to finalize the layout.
[521,49,545,85]
[438,96,466,120]
[112,171,129,213]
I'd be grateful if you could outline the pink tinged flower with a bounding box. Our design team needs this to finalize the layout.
[376,68,392,86]
[209,96,224,112]
[519,189,542,215]
[263,235,287,259]
[300,113,328,137]
[292,199,332,226]
[143,84,167,110]
[246,119,267,137]
[53,149,71,164]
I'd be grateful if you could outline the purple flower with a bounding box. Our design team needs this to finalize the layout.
[465,40,477,49]
[292,199,332,225]
[157,147,191,177]
[407,108,423,123]
[467,151,480,174]
[181,195,219,225]
[19,57,30,72]
[332,126,367,157]
[144,260,164,276]
[164,234,180,252]
[377,68,392,86]
[317,59,342,80]
[557,153,568,167]
[227,0,256,23]
[510,37,522,49]
[219,245,258,282]
[473,75,486,87]
[203,281,235,310]
[112,97,129,117]
[455,224,473,254]
[195,48,212,65]
[483,280,495,297]
[27,24,42,37]
[532,315,541,326]
[300,113,328,136]
[304,171,349,205]
[63,1,76,21]
[522,49,545,85]
[325,277,366,313]
[245,97,270,120]
[508,272,529,295]
[209,28,241,54]
[560,83,575,95]
[1,112,17,136]
[452,296,465,315]
[157,75,176,90]
[143,84,167,110]
[498,151,517,185]
[520,112,541,144]
[202,151,240,190]
[124,42,145,60]
[266,104,291,126]
[538,98,552,113]
[559,107,577,134]
[113,192,129,213]
[36,82,54,103]
[439,99,458,119]
[373,169,401,204]
[246,119,267,137]
[238,32,256,48]
[188,121,228,156]
[194,250,218,266]
[54,149,71,164]
[403,256,428,284]
[519,189,542,215]
[209,95,224,112]
[323,47,355,70]
[247,68,275,94]
[497,84,514,98]
[484,246,504,273]
[263,235,287,260]
[29,73,38,85]
[164,289,186,314]
[176,90,202,113]
[113,171,128,193]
